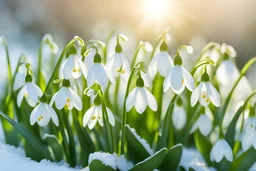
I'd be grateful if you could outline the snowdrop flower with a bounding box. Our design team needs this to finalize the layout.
[191,72,220,107]
[42,33,58,54]
[241,117,256,151]
[106,43,130,79]
[30,97,59,127]
[126,76,157,114]
[50,79,82,111]
[148,41,173,77]
[83,95,115,129]
[190,114,212,136]
[139,41,153,52]
[210,139,233,162]
[163,52,195,94]
[17,73,42,107]
[84,47,97,70]
[60,46,87,79]
[216,53,239,86]
[87,52,115,87]
[172,97,186,130]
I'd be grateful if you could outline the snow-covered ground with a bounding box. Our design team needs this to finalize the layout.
[0,143,78,171]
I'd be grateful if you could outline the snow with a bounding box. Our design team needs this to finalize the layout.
[125,124,153,155]
[88,152,133,171]
[180,148,216,171]
[0,143,78,171]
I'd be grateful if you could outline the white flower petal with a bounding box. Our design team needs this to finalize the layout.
[83,106,95,127]
[87,65,96,87]
[206,82,221,107]
[134,88,147,114]
[157,52,173,77]
[48,105,59,126]
[95,64,108,87]
[54,87,68,110]
[88,107,98,129]
[37,103,51,127]
[77,56,88,78]
[106,108,115,126]
[198,115,212,136]
[182,66,195,91]
[30,104,41,125]
[148,55,158,78]
[26,83,42,107]
[163,71,171,92]
[172,105,186,130]
[126,88,138,112]
[69,88,82,111]
[97,106,104,127]
[63,55,75,79]
[242,132,253,151]
[144,88,157,111]
[17,85,26,107]
[170,66,184,94]
[190,83,202,107]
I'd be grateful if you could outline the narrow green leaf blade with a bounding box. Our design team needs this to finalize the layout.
[194,130,212,165]
[158,144,183,171]
[43,134,63,161]
[231,147,256,171]
[129,148,167,171]
[89,160,115,171]
[225,106,243,148]
[0,111,48,157]
[126,125,152,163]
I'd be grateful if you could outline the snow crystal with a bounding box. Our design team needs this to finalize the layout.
[88,152,133,171]
[125,124,153,155]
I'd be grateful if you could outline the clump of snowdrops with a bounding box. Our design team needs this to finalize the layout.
[0,30,256,171]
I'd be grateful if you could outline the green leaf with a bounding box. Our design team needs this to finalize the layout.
[231,147,256,171]
[194,130,212,165]
[158,103,174,149]
[43,134,63,161]
[225,106,243,148]
[129,148,167,171]
[89,159,115,171]
[126,125,152,163]
[158,144,183,171]
[0,111,48,157]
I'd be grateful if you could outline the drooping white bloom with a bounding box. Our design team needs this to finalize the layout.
[17,82,43,107]
[163,65,195,94]
[241,117,256,151]
[191,73,220,107]
[172,104,186,130]
[83,105,115,129]
[190,114,212,136]
[50,80,82,111]
[87,53,115,87]
[106,52,131,79]
[210,139,233,162]
[126,77,157,114]
[60,54,87,79]
[216,59,239,86]
[148,41,174,77]
[30,102,59,127]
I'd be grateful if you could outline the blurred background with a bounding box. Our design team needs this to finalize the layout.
[1,0,256,82]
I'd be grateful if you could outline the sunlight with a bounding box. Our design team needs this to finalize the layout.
[143,0,169,19]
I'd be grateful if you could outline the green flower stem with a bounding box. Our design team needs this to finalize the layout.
[43,36,84,95]
[63,110,76,167]
[119,62,143,155]
[219,57,256,130]
[194,42,218,64]
[114,75,120,113]
[131,44,143,68]
[58,110,71,165]
[36,41,43,88]
[103,31,114,64]
[98,90,115,153]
